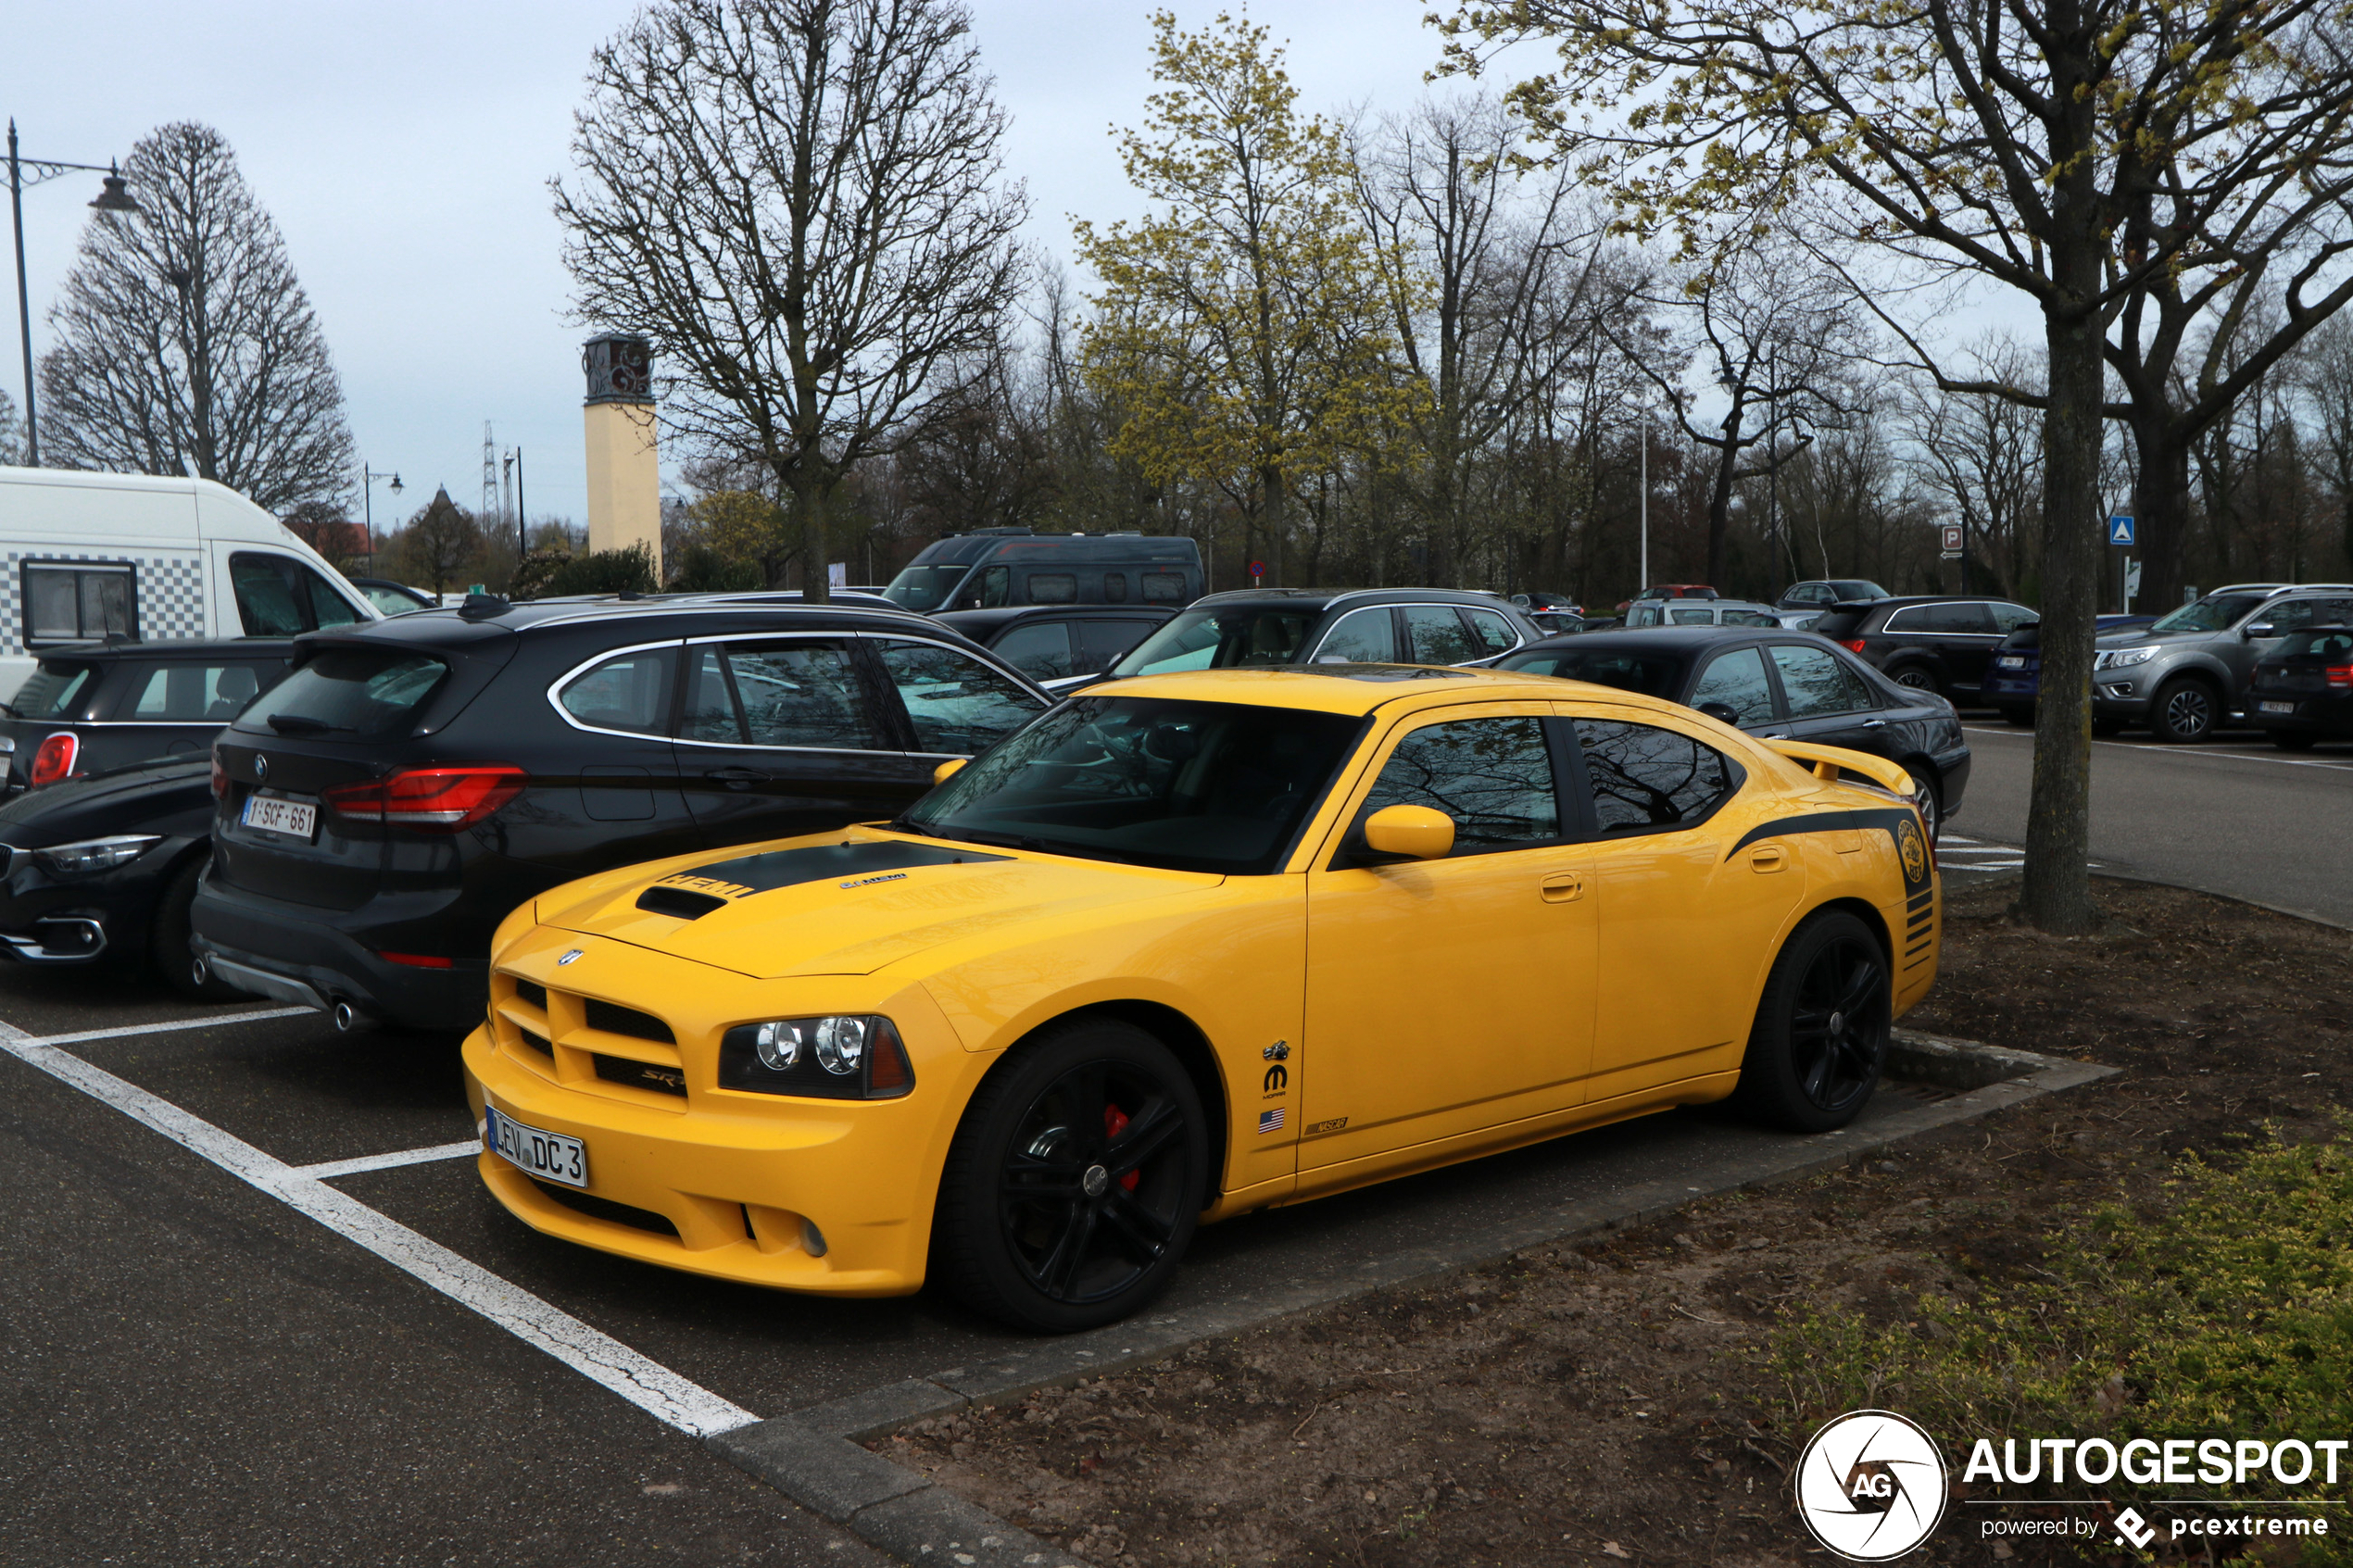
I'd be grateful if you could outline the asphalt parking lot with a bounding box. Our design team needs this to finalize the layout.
[0,927,2088,1565]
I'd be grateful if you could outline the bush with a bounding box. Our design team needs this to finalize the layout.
[1768,1127,2353,1545]
[533,543,657,598]
[667,542,762,594]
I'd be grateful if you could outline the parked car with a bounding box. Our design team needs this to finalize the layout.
[932,604,1174,685]
[350,578,437,616]
[1776,579,1891,611]
[1509,591,1583,614]
[0,464,377,696]
[191,597,1055,1033]
[4,638,296,793]
[2245,623,2353,749]
[1807,596,2038,702]
[1491,626,1969,839]
[1623,598,1784,630]
[1614,583,1718,615]
[2088,583,2353,742]
[461,664,1938,1330]
[0,755,241,995]
[882,529,1203,614]
[1093,588,1541,684]
[1981,613,2158,725]
[1527,609,1598,636]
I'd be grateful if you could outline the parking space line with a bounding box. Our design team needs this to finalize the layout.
[0,1022,759,1440]
[291,1141,484,1181]
[24,1007,317,1047]
[1960,726,2353,771]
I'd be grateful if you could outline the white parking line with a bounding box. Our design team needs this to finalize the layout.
[291,1142,484,1181]
[34,1007,316,1047]
[0,1021,758,1439]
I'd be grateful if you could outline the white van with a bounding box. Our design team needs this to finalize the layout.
[0,466,377,696]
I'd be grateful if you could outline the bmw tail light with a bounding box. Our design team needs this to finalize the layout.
[324,765,526,830]
[210,744,227,799]
[2327,663,2353,689]
[28,733,80,786]
[1841,638,1869,655]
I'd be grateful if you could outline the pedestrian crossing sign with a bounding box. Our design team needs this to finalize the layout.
[2108,515,2135,546]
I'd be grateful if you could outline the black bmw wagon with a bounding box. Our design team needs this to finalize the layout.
[192,597,1053,1032]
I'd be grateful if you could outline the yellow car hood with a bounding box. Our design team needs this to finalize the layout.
[535,834,1216,978]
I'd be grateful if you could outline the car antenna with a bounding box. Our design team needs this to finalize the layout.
[458,592,512,621]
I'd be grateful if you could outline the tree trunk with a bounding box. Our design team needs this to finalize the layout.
[1261,462,1288,587]
[1703,431,1740,588]
[2132,415,2194,610]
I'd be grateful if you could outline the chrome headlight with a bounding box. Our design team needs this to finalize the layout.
[32,834,162,877]
[720,1014,912,1099]
[2093,646,2158,671]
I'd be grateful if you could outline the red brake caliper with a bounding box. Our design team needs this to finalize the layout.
[1102,1103,1141,1192]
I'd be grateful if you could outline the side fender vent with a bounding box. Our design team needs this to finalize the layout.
[635,885,729,921]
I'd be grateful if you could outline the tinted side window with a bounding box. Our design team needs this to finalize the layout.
[990,621,1077,680]
[1989,602,2035,633]
[1140,571,1187,604]
[682,647,743,742]
[1919,602,1995,633]
[978,566,1012,608]
[1669,605,1718,625]
[1770,644,1869,718]
[1102,572,1129,604]
[725,642,883,750]
[1026,572,1077,605]
[1576,719,1738,833]
[1689,647,1775,725]
[873,639,1047,755]
[1359,716,1560,853]
[1463,608,1519,653]
[125,661,275,721]
[24,562,137,645]
[557,647,674,735]
[1402,605,1479,664]
[1315,608,1398,663]
[1075,619,1153,672]
[230,555,308,636]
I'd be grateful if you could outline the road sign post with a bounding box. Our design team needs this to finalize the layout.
[2108,517,2135,612]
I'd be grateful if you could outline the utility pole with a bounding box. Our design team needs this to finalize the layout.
[512,447,525,562]
[480,421,498,535]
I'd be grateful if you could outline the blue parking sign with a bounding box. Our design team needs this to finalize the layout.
[2108,515,2135,546]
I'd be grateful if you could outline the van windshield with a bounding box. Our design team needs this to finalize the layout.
[885,565,971,612]
[234,648,448,739]
[1110,607,1321,676]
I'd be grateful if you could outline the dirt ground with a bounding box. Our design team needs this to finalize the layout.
[872,878,2353,1567]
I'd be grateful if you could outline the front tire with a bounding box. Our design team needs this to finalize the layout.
[2151,678,2218,743]
[1732,911,1890,1134]
[932,1019,1206,1333]
[154,852,245,1000]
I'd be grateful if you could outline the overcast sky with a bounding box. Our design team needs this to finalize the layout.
[4,2,1460,528]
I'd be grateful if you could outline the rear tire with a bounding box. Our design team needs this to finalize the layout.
[931,1019,1206,1333]
[2269,729,2318,752]
[1890,667,1939,696]
[154,853,244,1001]
[1732,911,1890,1134]
[2151,678,2218,743]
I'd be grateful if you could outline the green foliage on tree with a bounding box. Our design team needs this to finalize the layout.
[539,544,658,598]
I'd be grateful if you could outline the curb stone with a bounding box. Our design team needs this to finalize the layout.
[708,1028,2113,1565]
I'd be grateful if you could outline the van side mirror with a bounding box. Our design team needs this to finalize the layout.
[1362,804,1453,861]
[931,759,966,787]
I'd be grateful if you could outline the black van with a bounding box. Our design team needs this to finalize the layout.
[882,528,1202,614]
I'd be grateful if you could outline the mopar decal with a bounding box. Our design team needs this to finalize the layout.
[1725,807,1935,893]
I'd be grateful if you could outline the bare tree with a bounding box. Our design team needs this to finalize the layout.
[387,487,484,597]
[554,0,1029,600]
[2301,315,2353,575]
[0,387,21,465]
[36,122,354,510]
[1905,344,2046,598]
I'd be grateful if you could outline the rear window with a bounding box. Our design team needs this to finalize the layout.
[2279,629,2353,662]
[1496,646,1683,698]
[235,648,449,740]
[10,660,98,720]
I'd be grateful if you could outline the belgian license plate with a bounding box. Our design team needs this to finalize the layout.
[2259,700,2295,714]
[485,1105,588,1188]
[241,795,319,840]
[1997,656,2026,669]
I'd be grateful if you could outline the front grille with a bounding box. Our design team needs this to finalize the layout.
[531,1178,678,1237]
[585,997,673,1044]
[594,1053,687,1098]
[518,1027,552,1057]
[514,978,547,1010]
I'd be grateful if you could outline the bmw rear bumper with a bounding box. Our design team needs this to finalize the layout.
[190,877,489,1033]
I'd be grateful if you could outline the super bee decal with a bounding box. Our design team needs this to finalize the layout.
[1725,807,1936,895]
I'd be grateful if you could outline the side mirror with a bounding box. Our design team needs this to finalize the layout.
[1696,701,1742,725]
[1362,804,1454,861]
[2245,622,2278,639]
[931,759,966,787]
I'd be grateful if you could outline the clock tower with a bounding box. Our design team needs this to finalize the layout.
[582,332,662,578]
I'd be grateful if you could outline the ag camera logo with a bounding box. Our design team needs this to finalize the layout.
[1796,1410,1948,1561]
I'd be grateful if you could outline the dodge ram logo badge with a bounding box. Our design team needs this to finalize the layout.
[558,949,585,966]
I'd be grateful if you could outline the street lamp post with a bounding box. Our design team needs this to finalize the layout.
[360,465,403,568]
[7,120,138,467]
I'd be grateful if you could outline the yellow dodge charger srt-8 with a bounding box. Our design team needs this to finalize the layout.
[461,666,1938,1332]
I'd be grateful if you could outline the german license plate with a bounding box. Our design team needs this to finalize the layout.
[2259,701,2295,714]
[1997,656,2026,669]
[241,795,319,840]
[484,1105,588,1187]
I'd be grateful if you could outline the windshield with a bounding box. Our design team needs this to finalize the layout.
[1830,581,1889,600]
[1496,646,1685,698]
[900,696,1362,875]
[884,564,972,612]
[1111,607,1321,676]
[2150,594,2267,634]
[10,661,98,720]
[234,648,448,740]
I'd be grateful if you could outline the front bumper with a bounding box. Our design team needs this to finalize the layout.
[191,877,489,1032]
[0,838,191,967]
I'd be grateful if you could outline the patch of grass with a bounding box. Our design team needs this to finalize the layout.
[1769,1125,2353,1543]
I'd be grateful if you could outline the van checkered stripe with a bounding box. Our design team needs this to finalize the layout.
[2,551,208,655]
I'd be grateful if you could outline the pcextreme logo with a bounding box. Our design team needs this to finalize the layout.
[1795,1411,1948,1561]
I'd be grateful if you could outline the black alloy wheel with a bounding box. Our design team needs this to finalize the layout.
[1891,666,1940,695]
[1733,910,1890,1133]
[2152,678,2218,743]
[933,1020,1205,1332]
[1903,763,1943,844]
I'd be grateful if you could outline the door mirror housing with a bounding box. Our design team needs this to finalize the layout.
[1362,804,1454,861]
[931,759,966,787]
[1695,701,1742,726]
[2245,622,2279,639]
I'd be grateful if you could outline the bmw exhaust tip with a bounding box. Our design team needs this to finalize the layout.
[332,999,359,1034]
[189,957,208,987]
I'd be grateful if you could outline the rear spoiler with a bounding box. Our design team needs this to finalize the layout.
[1761,737,1915,797]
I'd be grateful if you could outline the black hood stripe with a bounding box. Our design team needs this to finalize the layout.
[652,840,1011,901]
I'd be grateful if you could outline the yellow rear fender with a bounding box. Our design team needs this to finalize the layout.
[1761,737,1915,797]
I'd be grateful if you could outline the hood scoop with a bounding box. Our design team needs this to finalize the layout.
[636,885,729,921]
[639,839,1013,919]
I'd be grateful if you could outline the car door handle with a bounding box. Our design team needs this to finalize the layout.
[1862,719,1888,729]
[707,766,772,789]
[1749,846,1787,873]
[1540,872,1584,902]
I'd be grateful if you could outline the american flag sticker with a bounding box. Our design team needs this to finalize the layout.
[1259,1107,1285,1135]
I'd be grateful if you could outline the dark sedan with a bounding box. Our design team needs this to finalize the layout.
[2246,625,2353,749]
[5,638,295,792]
[1491,626,1970,839]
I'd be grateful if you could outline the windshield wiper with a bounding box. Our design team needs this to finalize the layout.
[264,713,341,734]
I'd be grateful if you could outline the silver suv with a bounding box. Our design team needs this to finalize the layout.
[2094,583,2353,741]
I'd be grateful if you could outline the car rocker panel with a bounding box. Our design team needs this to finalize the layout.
[459,669,1938,1323]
